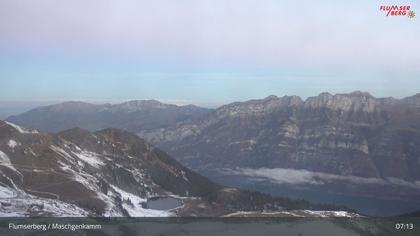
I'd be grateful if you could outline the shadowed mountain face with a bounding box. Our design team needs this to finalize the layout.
[0,120,348,217]
[6,100,212,133]
[132,92,420,215]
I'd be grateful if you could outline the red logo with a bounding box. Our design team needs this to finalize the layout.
[407,10,415,18]
[379,5,415,18]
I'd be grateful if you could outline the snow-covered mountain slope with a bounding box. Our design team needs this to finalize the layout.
[0,120,355,217]
[0,185,89,217]
[0,120,216,216]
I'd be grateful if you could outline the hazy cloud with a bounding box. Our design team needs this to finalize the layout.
[1,0,419,71]
[222,167,420,189]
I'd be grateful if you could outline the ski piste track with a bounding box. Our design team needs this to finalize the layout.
[0,162,82,201]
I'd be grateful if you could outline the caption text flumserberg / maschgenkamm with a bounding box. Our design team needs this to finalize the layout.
[8,223,102,231]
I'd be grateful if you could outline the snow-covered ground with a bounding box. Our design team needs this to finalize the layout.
[71,150,106,168]
[0,150,18,171]
[7,140,19,148]
[0,197,90,217]
[109,185,173,217]
[52,146,174,217]
[223,210,360,218]
[4,121,39,134]
[0,185,89,217]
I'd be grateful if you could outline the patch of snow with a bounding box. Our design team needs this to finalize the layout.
[0,150,17,171]
[166,194,191,200]
[300,210,358,217]
[279,211,304,217]
[220,188,238,193]
[4,121,39,134]
[222,211,250,217]
[71,150,105,168]
[0,196,89,217]
[103,207,124,217]
[330,211,353,217]
[0,185,16,198]
[180,170,189,182]
[50,145,75,162]
[0,169,24,194]
[23,148,37,157]
[228,139,257,146]
[57,161,118,214]
[223,210,358,218]
[126,168,149,184]
[110,185,172,217]
[57,161,121,216]
[70,172,97,191]
[7,140,19,148]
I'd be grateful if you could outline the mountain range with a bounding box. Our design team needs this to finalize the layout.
[9,92,420,180]
[137,92,420,213]
[5,91,420,215]
[7,100,210,133]
[141,91,420,180]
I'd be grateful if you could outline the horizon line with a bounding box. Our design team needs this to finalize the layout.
[0,90,419,105]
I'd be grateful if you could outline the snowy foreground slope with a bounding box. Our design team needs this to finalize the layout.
[0,120,357,217]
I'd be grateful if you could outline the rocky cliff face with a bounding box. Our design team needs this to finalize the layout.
[140,92,420,182]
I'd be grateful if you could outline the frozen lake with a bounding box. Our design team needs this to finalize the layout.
[146,197,182,210]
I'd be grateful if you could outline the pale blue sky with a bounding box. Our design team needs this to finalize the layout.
[0,0,419,107]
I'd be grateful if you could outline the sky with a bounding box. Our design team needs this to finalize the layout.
[0,0,420,109]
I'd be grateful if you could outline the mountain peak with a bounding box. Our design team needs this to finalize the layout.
[402,93,420,107]
[7,99,211,133]
[47,101,97,112]
[110,100,171,112]
[317,92,333,97]
[346,91,374,98]
[263,95,303,105]
[305,91,378,112]
[123,99,164,106]
[264,95,279,100]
